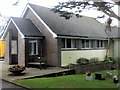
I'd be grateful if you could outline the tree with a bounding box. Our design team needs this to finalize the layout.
[52,0,120,24]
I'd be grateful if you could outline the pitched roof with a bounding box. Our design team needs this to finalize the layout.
[29,3,108,38]
[12,17,44,37]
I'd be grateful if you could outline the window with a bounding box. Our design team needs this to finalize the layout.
[29,40,38,55]
[61,38,108,49]
[86,40,89,48]
[71,39,77,48]
[61,38,77,49]
[97,40,108,48]
[11,40,17,54]
[66,39,71,48]
[61,38,65,48]
[81,39,94,49]
[82,39,85,48]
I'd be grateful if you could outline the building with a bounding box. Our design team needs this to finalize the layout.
[2,3,119,67]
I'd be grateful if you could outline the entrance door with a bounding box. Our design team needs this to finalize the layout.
[11,40,18,64]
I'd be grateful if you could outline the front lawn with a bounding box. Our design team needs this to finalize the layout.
[15,70,118,88]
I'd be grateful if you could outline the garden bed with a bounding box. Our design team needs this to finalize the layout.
[74,62,113,74]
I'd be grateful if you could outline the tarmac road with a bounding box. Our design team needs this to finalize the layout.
[2,80,29,90]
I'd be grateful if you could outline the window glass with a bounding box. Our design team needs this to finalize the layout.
[29,40,38,55]
[66,39,71,48]
[91,40,94,48]
[72,39,77,48]
[82,39,85,48]
[104,40,108,48]
[61,38,65,48]
[97,40,99,47]
[11,40,17,54]
[86,40,89,48]
[33,42,37,54]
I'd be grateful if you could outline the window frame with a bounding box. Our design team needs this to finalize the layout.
[61,38,77,49]
[61,38,108,50]
[97,40,108,48]
[29,40,38,55]
[81,39,94,49]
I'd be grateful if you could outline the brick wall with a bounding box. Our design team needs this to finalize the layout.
[4,32,10,64]
[18,33,25,66]
[23,9,60,66]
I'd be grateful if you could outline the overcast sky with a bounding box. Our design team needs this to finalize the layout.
[0,0,118,26]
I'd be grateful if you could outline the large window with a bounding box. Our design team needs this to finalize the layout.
[97,40,108,48]
[81,39,94,49]
[61,38,108,49]
[29,40,38,55]
[61,38,77,49]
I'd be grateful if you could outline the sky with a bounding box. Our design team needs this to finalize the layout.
[0,0,119,26]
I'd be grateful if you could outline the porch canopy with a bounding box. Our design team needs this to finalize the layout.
[12,17,44,38]
[3,17,45,66]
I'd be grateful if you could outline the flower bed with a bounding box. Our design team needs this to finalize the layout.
[8,65,25,75]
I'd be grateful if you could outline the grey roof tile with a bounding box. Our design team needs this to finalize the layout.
[12,17,44,37]
[29,4,108,38]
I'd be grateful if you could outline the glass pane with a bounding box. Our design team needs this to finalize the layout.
[86,40,89,48]
[11,40,17,54]
[61,38,65,48]
[101,40,103,47]
[72,39,76,48]
[91,40,94,48]
[82,39,85,48]
[104,40,108,47]
[33,42,36,54]
[67,39,71,48]
[97,40,99,47]
[29,43,32,54]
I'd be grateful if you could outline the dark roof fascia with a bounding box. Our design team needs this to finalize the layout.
[25,36,43,39]
[57,35,108,40]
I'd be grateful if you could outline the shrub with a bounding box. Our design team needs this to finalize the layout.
[64,63,75,69]
[76,58,89,65]
[89,57,99,64]
[104,57,116,64]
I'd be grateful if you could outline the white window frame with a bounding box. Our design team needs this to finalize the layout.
[61,38,77,49]
[29,40,38,55]
[97,40,107,48]
[81,39,93,49]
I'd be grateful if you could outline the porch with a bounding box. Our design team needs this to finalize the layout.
[27,56,47,69]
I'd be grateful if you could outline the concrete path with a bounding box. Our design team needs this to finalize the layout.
[2,80,29,90]
[1,61,71,81]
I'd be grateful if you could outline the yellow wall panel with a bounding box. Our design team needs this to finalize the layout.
[0,40,4,58]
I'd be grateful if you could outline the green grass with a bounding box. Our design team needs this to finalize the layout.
[15,70,119,88]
